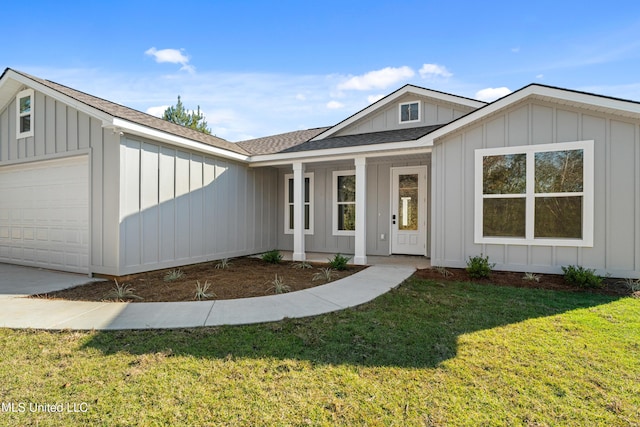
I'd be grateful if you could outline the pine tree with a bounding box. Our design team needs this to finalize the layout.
[162,96,211,134]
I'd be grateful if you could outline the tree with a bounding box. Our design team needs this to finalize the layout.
[162,96,211,134]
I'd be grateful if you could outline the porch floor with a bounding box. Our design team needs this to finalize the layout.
[278,251,431,269]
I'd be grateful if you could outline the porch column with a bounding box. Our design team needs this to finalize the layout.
[354,157,367,265]
[292,161,306,261]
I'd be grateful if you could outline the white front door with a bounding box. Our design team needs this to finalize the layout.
[391,166,427,255]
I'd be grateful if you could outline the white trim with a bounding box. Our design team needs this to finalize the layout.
[284,172,314,235]
[399,101,421,124]
[474,140,594,247]
[354,158,367,265]
[390,166,428,256]
[16,88,34,139]
[311,85,486,141]
[332,170,356,236]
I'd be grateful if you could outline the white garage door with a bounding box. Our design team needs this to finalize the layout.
[0,156,89,274]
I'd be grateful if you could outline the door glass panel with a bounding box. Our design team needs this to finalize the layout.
[398,174,418,231]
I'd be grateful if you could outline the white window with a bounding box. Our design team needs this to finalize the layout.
[333,170,356,236]
[16,89,34,139]
[399,101,420,124]
[284,173,314,234]
[474,140,594,247]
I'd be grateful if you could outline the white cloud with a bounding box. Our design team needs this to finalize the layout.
[419,63,452,79]
[511,47,521,53]
[475,87,512,102]
[146,105,169,117]
[337,66,415,91]
[145,47,194,73]
[326,100,344,109]
[536,74,544,79]
[367,94,385,104]
[295,93,306,100]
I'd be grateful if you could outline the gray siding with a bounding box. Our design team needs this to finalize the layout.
[0,88,120,275]
[335,94,474,137]
[432,100,640,278]
[118,137,277,275]
[276,156,430,257]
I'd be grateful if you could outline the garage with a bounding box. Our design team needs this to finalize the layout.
[0,155,89,273]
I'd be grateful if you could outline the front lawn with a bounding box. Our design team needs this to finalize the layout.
[1,278,638,426]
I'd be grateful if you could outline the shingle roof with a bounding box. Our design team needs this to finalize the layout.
[280,125,444,153]
[9,69,250,156]
[236,127,331,155]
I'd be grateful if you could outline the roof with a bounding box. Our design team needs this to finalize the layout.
[283,125,443,153]
[3,68,250,156]
[237,127,330,155]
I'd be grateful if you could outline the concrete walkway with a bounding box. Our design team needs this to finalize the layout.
[0,263,416,330]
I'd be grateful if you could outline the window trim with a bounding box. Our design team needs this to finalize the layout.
[399,101,421,124]
[474,140,594,247]
[333,170,356,236]
[16,89,34,139]
[284,172,314,235]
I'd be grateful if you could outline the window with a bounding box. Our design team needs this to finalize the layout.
[284,173,313,234]
[16,89,34,139]
[333,170,356,236]
[475,140,594,246]
[399,101,420,123]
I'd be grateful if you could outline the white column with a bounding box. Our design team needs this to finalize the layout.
[292,162,306,261]
[354,157,367,265]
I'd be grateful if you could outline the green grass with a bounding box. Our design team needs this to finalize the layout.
[0,278,638,426]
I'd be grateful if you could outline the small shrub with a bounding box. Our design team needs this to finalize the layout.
[618,277,640,292]
[215,258,231,269]
[434,266,452,277]
[328,253,351,271]
[523,272,541,282]
[105,279,143,302]
[313,267,336,283]
[164,269,184,282]
[261,250,283,264]
[292,261,313,269]
[267,274,291,294]
[194,280,214,300]
[466,254,495,279]
[561,265,604,289]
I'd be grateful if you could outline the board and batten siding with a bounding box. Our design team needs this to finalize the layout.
[277,156,430,257]
[118,137,277,275]
[0,88,120,275]
[335,94,474,137]
[432,99,640,278]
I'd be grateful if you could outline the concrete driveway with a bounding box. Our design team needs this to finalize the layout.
[0,263,96,298]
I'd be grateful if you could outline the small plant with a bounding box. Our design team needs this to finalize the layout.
[466,254,495,279]
[292,261,313,269]
[261,250,283,264]
[215,258,231,269]
[105,279,143,302]
[313,267,336,283]
[523,272,541,282]
[434,266,452,277]
[618,277,640,292]
[194,280,215,300]
[267,274,291,294]
[328,253,351,271]
[163,269,184,282]
[561,265,604,289]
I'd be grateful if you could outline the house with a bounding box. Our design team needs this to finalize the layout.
[1,68,639,279]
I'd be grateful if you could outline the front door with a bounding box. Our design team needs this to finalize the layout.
[391,166,427,255]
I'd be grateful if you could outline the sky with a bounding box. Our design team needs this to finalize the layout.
[2,0,640,141]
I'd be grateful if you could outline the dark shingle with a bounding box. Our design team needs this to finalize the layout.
[237,127,330,155]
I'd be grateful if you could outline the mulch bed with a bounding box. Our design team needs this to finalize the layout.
[34,257,366,303]
[414,267,637,297]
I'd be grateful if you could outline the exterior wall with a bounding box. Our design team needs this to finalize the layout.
[0,87,120,275]
[432,99,640,278]
[335,93,474,137]
[276,156,431,257]
[118,136,278,275]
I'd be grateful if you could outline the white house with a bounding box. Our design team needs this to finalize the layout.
[1,68,639,279]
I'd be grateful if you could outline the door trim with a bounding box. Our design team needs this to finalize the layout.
[390,166,427,256]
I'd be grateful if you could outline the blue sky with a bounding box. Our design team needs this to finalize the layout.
[3,0,640,141]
